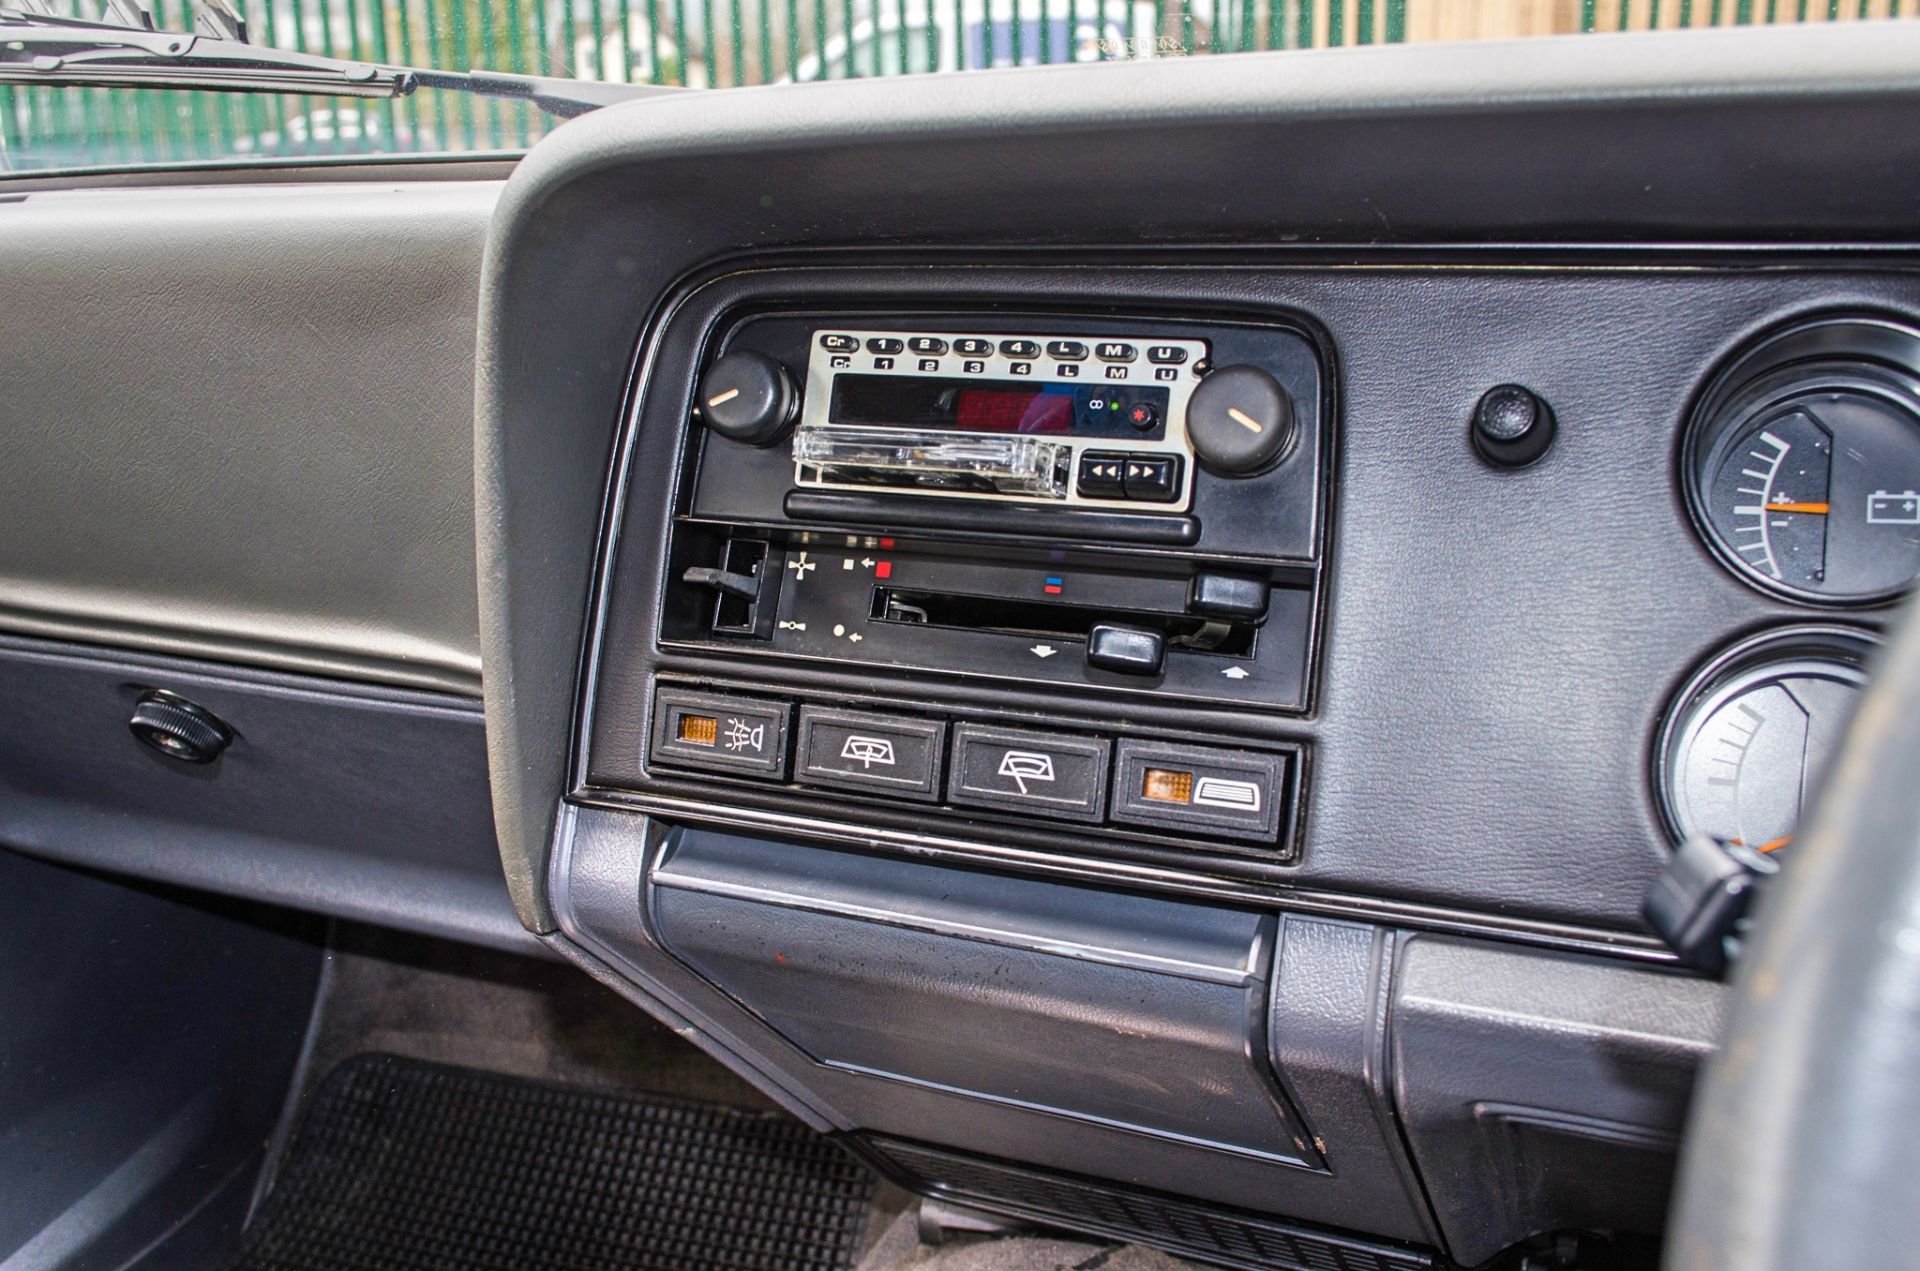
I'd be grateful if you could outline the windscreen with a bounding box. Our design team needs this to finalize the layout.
[2,0,1913,175]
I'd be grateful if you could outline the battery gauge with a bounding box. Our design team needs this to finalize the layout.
[1687,316,1920,606]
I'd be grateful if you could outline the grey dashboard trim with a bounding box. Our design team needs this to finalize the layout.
[649,867,1263,985]
[0,181,500,699]
[0,634,535,955]
[593,789,1677,963]
[476,21,1920,934]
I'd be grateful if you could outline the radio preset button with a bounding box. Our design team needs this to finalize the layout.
[999,339,1041,359]
[909,336,948,355]
[1147,345,1189,365]
[1047,340,1089,361]
[866,337,904,354]
[1096,342,1138,363]
[819,333,858,352]
[954,338,994,357]
[1077,451,1129,498]
[1123,455,1182,502]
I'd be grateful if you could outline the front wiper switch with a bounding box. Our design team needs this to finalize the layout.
[1642,833,1780,976]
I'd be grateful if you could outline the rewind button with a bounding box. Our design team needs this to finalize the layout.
[1077,450,1130,498]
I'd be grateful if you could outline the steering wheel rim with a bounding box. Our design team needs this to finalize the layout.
[1669,602,1920,1269]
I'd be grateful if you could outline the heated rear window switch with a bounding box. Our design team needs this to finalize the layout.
[1111,739,1286,842]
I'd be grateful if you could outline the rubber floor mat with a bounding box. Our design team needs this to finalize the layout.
[230,1052,874,1271]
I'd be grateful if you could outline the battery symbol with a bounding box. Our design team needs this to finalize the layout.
[1866,490,1920,524]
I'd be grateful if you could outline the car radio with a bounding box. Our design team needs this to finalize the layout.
[788,329,1210,510]
[692,323,1302,520]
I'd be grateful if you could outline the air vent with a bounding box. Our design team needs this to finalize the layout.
[865,1137,1436,1271]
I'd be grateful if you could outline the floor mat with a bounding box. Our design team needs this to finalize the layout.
[230,1053,875,1271]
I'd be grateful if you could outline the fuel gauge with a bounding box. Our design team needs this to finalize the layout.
[1657,626,1879,852]
[1688,316,1920,606]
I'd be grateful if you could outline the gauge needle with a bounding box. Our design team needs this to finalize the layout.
[1766,501,1830,514]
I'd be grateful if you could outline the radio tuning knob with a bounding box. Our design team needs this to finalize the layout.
[1184,365,1295,475]
[696,350,798,446]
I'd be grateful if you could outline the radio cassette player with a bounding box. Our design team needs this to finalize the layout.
[795,329,1210,510]
[691,319,1303,519]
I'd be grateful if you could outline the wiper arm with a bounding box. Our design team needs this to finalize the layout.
[0,6,677,118]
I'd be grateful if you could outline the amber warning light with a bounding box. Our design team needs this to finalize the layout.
[677,715,719,747]
[1142,768,1195,804]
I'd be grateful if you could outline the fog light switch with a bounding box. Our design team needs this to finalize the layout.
[651,688,791,779]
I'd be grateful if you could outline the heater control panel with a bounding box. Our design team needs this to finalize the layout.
[586,299,1328,870]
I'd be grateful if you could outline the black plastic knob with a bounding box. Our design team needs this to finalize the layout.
[1087,624,1166,676]
[696,350,797,446]
[129,691,232,764]
[1184,365,1295,475]
[1471,384,1556,468]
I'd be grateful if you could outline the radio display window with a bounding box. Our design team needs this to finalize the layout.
[829,374,1168,440]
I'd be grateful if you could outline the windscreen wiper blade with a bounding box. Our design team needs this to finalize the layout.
[0,15,411,97]
[0,8,677,117]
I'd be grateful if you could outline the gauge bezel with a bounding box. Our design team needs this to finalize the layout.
[1682,313,1920,607]
[1654,623,1881,847]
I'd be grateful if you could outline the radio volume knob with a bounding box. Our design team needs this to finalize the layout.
[696,350,798,446]
[1184,366,1295,475]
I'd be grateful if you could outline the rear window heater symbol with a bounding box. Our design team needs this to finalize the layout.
[1193,777,1261,812]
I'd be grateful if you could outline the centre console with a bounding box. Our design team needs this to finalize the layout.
[580,269,1333,890]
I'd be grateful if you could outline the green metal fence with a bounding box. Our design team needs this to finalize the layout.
[3,0,1917,171]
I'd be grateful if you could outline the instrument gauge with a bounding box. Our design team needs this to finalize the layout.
[1657,626,1879,852]
[1687,316,1920,606]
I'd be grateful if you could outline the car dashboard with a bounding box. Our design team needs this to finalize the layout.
[4,20,1920,1271]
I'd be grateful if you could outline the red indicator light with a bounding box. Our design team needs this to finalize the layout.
[876,561,893,580]
[879,538,895,549]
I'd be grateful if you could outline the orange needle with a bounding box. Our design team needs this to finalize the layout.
[1766,502,1830,514]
